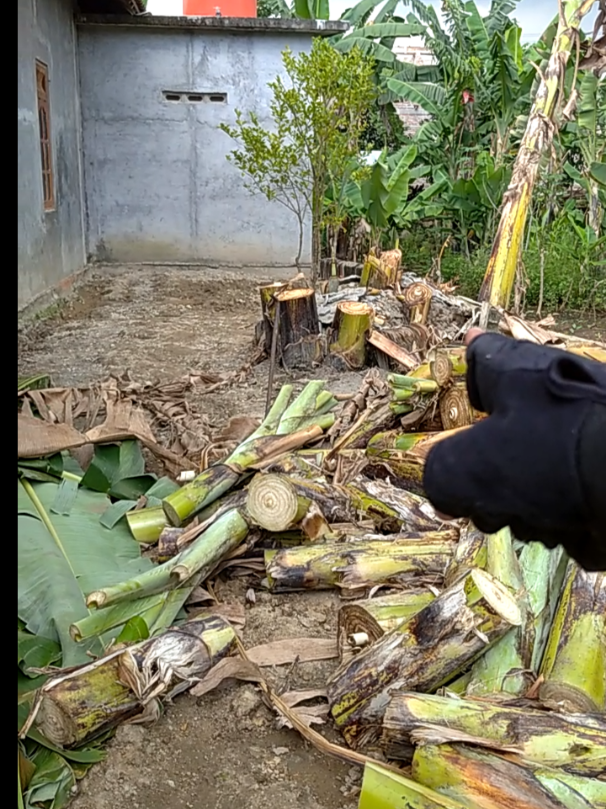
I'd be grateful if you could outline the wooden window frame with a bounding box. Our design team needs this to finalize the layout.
[35,60,55,212]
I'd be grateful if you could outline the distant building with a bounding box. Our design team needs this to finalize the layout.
[18,0,347,308]
[392,37,435,135]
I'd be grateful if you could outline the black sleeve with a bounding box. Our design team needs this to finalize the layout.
[577,401,606,570]
[422,334,606,571]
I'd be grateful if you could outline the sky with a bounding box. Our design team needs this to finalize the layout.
[146,0,598,43]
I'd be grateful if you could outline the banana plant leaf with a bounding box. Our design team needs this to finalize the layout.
[18,374,52,393]
[334,35,397,63]
[344,22,425,39]
[99,475,180,529]
[23,748,75,809]
[80,440,155,499]
[18,631,61,674]
[590,161,606,188]
[18,479,153,666]
[18,454,64,484]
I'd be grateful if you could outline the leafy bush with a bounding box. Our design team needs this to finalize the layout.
[400,219,606,313]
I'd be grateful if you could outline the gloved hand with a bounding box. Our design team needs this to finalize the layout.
[422,329,606,571]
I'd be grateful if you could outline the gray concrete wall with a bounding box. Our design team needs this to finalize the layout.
[18,0,86,309]
[77,24,315,267]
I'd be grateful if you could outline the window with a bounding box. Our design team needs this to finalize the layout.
[35,60,55,211]
[162,90,227,104]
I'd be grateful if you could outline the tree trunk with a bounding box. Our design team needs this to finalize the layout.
[366,330,418,371]
[412,743,596,809]
[539,564,606,713]
[365,428,469,496]
[402,282,433,325]
[156,526,186,563]
[246,473,354,538]
[429,351,454,386]
[259,282,289,352]
[330,402,401,454]
[361,253,398,290]
[358,762,468,809]
[443,524,486,587]
[439,383,475,430]
[126,507,169,544]
[327,568,522,749]
[161,383,333,526]
[337,589,437,662]
[275,288,323,370]
[410,347,467,380]
[345,477,442,533]
[381,691,606,775]
[87,508,250,608]
[466,536,568,698]
[329,301,374,369]
[465,527,529,696]
[31,615,236,747]
[479,0,597,307]
[264,533,457,595]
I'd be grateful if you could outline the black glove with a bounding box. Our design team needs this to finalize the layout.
[422,333,606,571]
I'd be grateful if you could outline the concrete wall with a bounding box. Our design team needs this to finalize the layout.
[78,23,315,267]
[18,0,86,309]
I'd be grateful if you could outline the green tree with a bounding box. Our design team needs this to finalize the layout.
[255,0,328,17]
[220,38,375,279]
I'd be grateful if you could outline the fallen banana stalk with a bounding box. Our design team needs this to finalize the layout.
[21,614,236,747]
[327,568,523,749]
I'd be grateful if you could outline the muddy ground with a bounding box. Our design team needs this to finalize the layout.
[18,265,605,809]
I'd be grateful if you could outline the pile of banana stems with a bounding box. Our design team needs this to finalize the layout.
[22,319,605,807]
[22,2,605,799]
[89,377,604,808]
[348,536,606,809]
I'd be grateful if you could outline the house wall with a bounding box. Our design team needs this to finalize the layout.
[18,0,86,309]
[77,22,316,267]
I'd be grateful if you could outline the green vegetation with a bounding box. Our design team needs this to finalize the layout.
[229,0,605,313]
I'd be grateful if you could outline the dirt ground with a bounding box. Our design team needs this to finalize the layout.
[18,265,367,809]
[17,265,606,809]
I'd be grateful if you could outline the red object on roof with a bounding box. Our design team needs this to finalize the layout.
[183,0,257,15]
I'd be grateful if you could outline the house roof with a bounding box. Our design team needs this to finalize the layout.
[75,15,349,35]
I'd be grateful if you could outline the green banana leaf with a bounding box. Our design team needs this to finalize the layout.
[386,79,447,117]
[18,454,64,484]
[334,35,397,63]
[344,22,425,39]
[590,161,606,188]
[293,0,328,18]
[99,475,180,529]
[23,748,74,809]
[18,374,52,393]
[80,440,153,497]
[18,631,61,674]
[18,479,153,666]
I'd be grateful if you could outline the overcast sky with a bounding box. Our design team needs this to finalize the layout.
[147,0,597,42]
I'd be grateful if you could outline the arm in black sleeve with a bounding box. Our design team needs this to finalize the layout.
[422,334,606,571]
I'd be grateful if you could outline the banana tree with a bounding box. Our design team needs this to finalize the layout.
[385,0,532,170]
[563,72,606,235]
[293,0,329,18]
[479,0,600,308]
[333,20,426,64]
[338,145,443,248]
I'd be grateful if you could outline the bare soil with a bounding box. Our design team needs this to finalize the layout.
[18,265,365,809]
[18,265,605,809]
